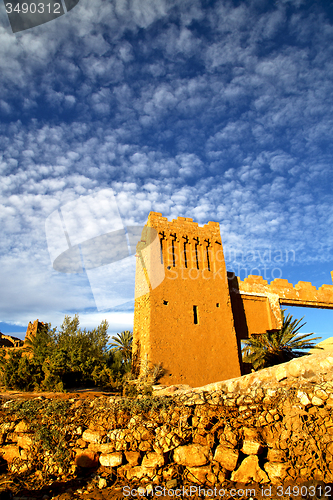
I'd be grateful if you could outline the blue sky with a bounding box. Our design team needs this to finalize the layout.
[0,0,333,341]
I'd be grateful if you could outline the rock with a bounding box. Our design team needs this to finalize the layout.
[186,465,217,485]
[75,451,99,468]
[242,428,259,440]
[267,449,285,462]
[314,389,328,401]
[82,430,103,443]
[231,455,269,483]
[10,461,29,473]
[0,445,20,462]
[17,434,33,449]
[138,441,153,452]
[265,413,274,424]
[297,391,311,406]
[275,366,288,381]
[99,452,123,467]
[213,446,239,470]
[154,384,191,396]
[163,464,179,481]
[125,451,141,466]
[14,421,29,433]
[166,479,178,489]
[142,452,165,468]
[76,438,87,448]
[126,465,157,480]
[223,428,238,446]
[88,442,116,453]
[218,439,235,449]
[312,396,324,406]
[287,360,305,378]
[173,444,212,467]
[98,477,108,489]
[241,440,263,455]
[264,462,288,484]
[183,393,206,406]
[107,429,127,441]
[326,396,333,406]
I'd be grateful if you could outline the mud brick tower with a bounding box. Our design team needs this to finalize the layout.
[132,212,242,387]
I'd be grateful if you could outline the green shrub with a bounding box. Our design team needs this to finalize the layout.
[0,350,43,391]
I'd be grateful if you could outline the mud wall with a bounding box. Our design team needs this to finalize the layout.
[133,212,241,387]
[1,352,333,489]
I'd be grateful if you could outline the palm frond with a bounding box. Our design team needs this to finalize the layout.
[241,309,322,371]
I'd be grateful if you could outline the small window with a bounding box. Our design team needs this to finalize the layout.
[193,305,198,325]
[216,303,220,308]
[163,300,169,305]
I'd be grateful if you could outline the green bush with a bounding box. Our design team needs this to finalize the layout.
[0,350,42,391]
[0,317,137,393]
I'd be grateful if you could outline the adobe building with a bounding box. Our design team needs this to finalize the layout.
[0,320,45,353]
[132,212,242,387]
[133,212,333,387]
[0,332,23,348]
[23,319,47,355]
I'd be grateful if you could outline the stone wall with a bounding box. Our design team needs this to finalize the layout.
[1,351,333,490]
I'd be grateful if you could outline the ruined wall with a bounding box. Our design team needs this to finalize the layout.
[1,351,333,492]
[133,212,241,387]
[0,333,23,348]
[24,319,45,346]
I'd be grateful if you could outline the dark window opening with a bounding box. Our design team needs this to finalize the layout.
[170,233,176,267]
[160,239,163,264]
[183,236,188,268]
[216,303,220,308]
[163,300,169,305]
[193,305,198,324]
[172,239,175,267]
[159,231,166,265]
[206,240,211,271]
[194,238,199,269]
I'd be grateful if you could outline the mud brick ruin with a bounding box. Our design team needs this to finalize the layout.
[24,319,45,345]
[0,333,23,348]
[133,212,333,387]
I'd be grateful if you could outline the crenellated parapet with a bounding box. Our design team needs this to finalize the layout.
[227,273,333,339]
[146,212,224,273]
[234,274,333,309]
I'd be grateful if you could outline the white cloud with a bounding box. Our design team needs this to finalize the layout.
[1,0,333,328]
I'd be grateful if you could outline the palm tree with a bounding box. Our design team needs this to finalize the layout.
[109,331,133,364]
[242,310,322,371]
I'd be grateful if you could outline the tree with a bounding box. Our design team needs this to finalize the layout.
[0,350,43,391]
[241,309,322,371]
[109,331,133,367]
[15,315,111,390]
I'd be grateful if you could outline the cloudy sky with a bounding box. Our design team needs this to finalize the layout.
[1,0,333,340]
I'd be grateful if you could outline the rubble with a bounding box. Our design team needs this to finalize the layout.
[1,349,333,493]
